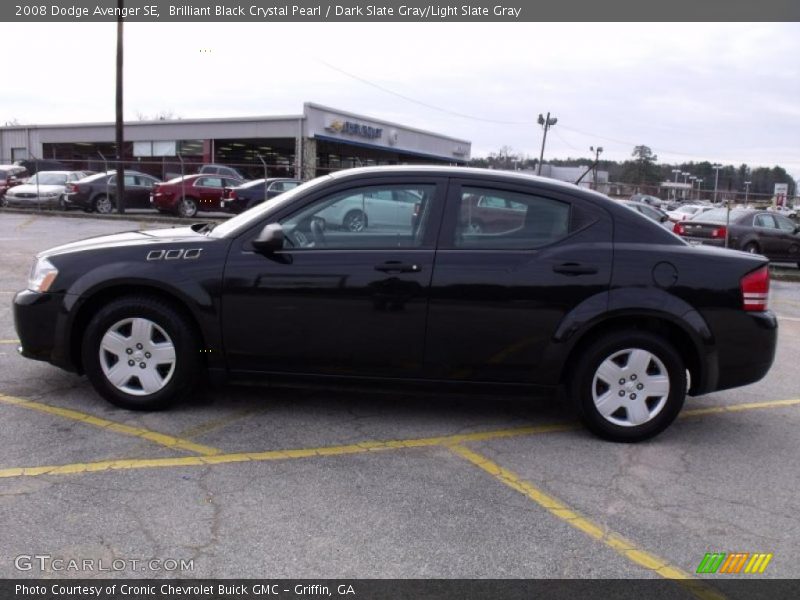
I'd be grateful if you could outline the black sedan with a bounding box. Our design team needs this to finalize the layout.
[63,170,161,213]
[14,166,777,442]
[673,208,800,267]
[220,178,301,214]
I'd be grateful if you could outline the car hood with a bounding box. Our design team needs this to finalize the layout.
[7,183,64,195]
[40,225,213,258]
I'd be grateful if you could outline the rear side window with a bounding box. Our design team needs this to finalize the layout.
[455,186,570,249]
[754,214,777,229]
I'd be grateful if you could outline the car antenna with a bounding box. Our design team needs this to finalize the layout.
[575,159,599,185]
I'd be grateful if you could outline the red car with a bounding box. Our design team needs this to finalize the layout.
[150,174,243,217]
[0,165,29,199]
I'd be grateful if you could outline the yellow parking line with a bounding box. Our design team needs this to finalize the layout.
[0,397,798,480]
[682,398,800,418]
[448,444,724,600]
[0,339,20,344]
[0,394,222,456]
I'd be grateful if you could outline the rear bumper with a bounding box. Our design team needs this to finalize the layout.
[13,289,75,371]
[703,310,778,393]
[682,236,726,248]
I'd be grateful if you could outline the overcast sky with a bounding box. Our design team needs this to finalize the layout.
[2,22,798,179]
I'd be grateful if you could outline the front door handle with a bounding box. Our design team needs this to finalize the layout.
[553,262,598,275]
[375,261,421,273]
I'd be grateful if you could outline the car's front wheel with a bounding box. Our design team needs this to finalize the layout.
[570,331,686,442]
[82,296,201,410]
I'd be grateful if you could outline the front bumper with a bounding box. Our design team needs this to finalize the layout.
[13,289,74,370]
[4,195,61,209]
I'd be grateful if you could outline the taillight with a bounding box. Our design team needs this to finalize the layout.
[66,183,79,193]
[228,190,237,200]
[673,222,685,235]
[741,265,769,311]
[710,226,727,239]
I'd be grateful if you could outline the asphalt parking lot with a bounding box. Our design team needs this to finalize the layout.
[0,212,799,591]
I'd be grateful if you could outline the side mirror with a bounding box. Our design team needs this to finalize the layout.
[252,223,284,253]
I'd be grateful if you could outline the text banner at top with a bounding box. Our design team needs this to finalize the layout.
[3,0,800,21]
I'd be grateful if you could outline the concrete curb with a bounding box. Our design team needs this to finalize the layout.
[770,267,800,283]
[0,207,226,225]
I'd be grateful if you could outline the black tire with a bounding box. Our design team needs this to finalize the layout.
[743,242,760,254]
[177,196,198,218]
[81,296,201,410]
[569,330,686,442]
[343,209,367,232]
[93,194,114,214]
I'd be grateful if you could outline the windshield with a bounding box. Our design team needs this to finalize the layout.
[27,172,69,186]
[209,176,333,238]
[691,208,750,223]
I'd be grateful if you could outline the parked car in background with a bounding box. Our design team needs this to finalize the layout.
[14,159,67,175]
[14,166,778,442]
[1,171,87,209]
[667,204,713,223]
[199,164,247,181]
[63,171,161,213]
[0,165,29,198]
[768,205,797,219]
[630,193,665,208]
[150,174,244,217]
[315,186,422,231]
[617,199,671,227]
[673,208,800,266]
[220,178,301,214]
[459,192,527,233]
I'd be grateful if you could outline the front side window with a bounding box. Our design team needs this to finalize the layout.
[775,215,797,232]
[279,184,435,250]
[456,186,570,249]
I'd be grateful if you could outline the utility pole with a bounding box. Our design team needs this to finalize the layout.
[115,0,125,214]
[537,112,557,175]
[590,145,603,189]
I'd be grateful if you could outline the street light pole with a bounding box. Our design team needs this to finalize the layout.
[744,180,751,204]
[537,112,557,175]
[671,168,681,201]
[696,178,703,201]
[712,163,722,204]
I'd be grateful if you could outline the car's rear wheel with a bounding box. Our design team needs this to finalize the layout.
[343,209,367,232]
[94,194,114,214]
[570,331,686,442]
[177,196,198,218]
[743,242,760,254]
[82,296,201,410]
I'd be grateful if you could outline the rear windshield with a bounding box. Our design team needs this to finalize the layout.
[691,208,749,223]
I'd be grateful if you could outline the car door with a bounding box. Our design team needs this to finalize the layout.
[221,176,447,377]
[425,179,613,384]
[194,176,223,209]
[773,214,800,261]
[752,213,782,257]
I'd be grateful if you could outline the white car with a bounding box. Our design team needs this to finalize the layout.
[1,170,87,209]
[666,204,713,223]
[768,205,797,218]
[315,188,421,231]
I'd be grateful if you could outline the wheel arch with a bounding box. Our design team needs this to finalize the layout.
[559,313,708,395]
[69,284,208,374]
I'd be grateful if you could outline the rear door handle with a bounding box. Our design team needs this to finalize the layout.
[375,261,421,273]
[553,262,598,275]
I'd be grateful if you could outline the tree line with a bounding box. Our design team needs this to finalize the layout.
[469,145,796,196]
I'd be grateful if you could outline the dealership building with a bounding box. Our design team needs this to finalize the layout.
[0,102,472,180]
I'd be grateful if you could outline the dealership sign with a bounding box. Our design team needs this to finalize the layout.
[326,119,383,140]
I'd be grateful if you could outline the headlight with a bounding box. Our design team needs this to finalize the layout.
[28,257,58,292]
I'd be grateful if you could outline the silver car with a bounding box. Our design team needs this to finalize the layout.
[1,170,88,209]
